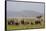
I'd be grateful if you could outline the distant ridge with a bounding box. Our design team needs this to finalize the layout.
[7,10,43,18]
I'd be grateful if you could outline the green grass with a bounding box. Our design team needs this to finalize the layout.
[7,23,45,30]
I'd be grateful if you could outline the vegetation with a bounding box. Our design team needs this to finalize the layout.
[7,16,45,30]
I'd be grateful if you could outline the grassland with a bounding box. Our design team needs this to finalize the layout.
[7,17,45,30]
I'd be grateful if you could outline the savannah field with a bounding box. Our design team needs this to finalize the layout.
[7,16,45,30]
